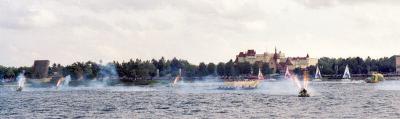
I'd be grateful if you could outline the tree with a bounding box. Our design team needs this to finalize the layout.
[293,67,302,76]
[261,63,272,75]
[306,65,317,76]
[236,62,252,75]
[225,60,236,76]
[217,62,225,76]
[207,63,216,76]
[198,62,208,77]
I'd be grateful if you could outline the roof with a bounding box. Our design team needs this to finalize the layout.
[246,50,256,56]
[237,50,256,57]
[238,52,246,57]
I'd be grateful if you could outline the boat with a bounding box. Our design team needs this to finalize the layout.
[16,87,23,92]
[284,67,292,80]
[342,65,351,82]
[313,66,322,81]
[258,68,264,80]
[366,72,385,83]
[298,88,310,97]
[218,68,264,90]
[218,79,261,90]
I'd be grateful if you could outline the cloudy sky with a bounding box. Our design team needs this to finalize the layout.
[1,0,400,67]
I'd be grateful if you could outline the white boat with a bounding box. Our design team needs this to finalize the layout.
[258,68,264,80]
[313,66,322,81]
[342,65,351,82]
[284,67,291,80]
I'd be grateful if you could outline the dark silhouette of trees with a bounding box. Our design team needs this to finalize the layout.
[198,62,208,77]
[0,56,397,81]
[317,56,396,75]
[207,63,216,76]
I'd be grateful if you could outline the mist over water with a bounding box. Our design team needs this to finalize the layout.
[2,70,320,95]
[167,75,313,95]
[376,80,400,90]
[97,63,119,86]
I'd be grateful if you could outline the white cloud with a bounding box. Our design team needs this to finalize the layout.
[0,0,400,66]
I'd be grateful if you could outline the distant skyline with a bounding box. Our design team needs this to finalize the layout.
[1,0,400,67]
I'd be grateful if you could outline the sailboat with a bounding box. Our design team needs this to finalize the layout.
[258,68,264,80]
[284,67,292,80]
[342,65,351,82]
[313,66,322,81]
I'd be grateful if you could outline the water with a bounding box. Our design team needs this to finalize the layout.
[2,81,400,118]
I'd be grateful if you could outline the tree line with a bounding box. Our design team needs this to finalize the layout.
[317,56,396,75]
[0,56,397,80]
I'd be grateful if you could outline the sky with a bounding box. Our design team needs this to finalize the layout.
[1,0,400,67]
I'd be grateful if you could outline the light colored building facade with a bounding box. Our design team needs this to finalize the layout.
[395,55,400,74]
[236,49,318,72]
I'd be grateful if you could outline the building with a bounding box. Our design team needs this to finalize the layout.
[396,55,400,74]
[236,49,285,64]
[235,48,318,73]
[32,60,50,79]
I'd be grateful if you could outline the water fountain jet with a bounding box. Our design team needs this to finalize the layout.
[56,75,71,90]
[16,71,26,92]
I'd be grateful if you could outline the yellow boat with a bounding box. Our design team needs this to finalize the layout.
[366,72,384,83]
[219,79,261,90]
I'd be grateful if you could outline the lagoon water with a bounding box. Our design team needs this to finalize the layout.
[2,80,400,118]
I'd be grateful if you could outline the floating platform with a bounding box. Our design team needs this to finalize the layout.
[218,80,261,90]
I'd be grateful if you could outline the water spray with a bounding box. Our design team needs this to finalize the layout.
[56,75,71,90]
[16,71,26,92]
[172,68,182,86]
[298,70,310,97]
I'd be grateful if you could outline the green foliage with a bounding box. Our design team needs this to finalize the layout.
[0,56,396,81]
[207,63,216,76]
[318,56,395,75]
[217,62,225,76]
[198,62,208,77]
[261,63,272,75]
[236,62,252,75]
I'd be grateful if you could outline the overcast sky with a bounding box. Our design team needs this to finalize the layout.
[1,0,400,67]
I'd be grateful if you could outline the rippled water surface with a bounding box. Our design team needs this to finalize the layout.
[2,81,400,118]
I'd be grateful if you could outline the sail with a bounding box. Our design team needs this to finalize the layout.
[342,65,351,79]
[258,68,264,80]
[284,67,291,79]
[314,67,322,79]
